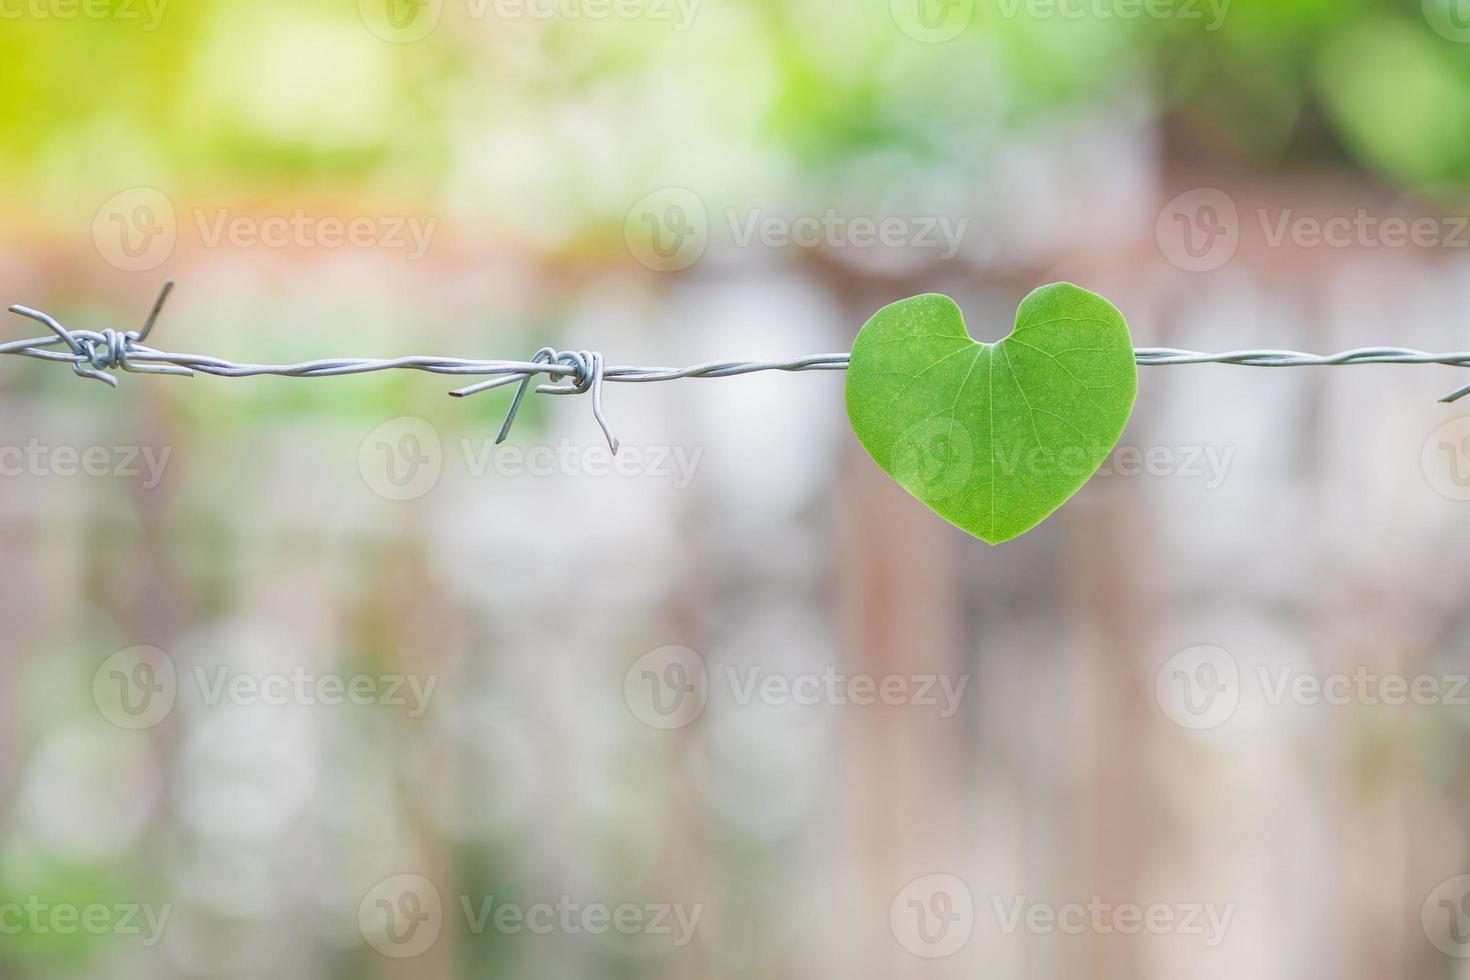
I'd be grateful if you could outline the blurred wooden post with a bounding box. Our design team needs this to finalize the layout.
[838,434,966,977]
[1074,489,1150,979]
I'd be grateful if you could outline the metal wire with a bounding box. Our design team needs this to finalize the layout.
[8,281,1470,454]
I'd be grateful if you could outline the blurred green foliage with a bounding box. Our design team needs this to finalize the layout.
[2,0,1467,215]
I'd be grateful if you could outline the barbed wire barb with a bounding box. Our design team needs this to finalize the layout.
[8,282,1470,455]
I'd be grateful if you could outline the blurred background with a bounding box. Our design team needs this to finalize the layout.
[5,0,1470,977]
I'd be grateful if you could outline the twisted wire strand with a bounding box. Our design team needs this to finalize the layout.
[9,282,1470,454]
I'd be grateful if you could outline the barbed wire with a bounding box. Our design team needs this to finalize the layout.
[8,282,1470,453]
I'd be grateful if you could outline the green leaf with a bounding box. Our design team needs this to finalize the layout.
[845,283,1137,545]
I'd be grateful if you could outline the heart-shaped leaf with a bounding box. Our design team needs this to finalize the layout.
[845,283,1137,544]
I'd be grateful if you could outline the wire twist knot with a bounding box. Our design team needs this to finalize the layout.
[451,346,620,454]
[5,281,191,388]
[78,328,135,373]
